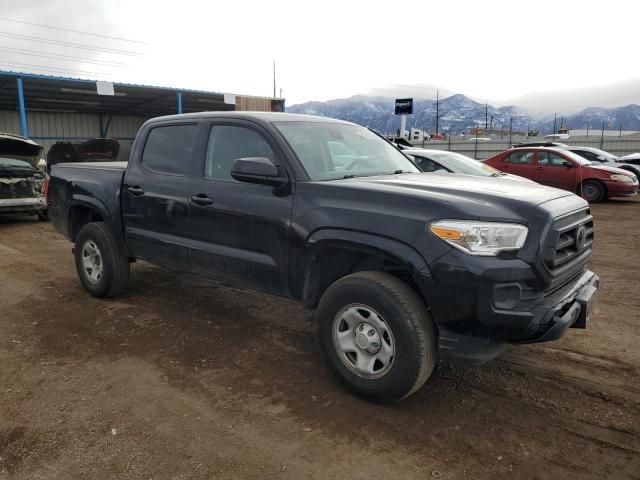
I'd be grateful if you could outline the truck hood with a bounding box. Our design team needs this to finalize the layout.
[341,172,571,205]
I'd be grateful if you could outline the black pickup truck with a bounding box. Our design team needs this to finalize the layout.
[48,112,599,402]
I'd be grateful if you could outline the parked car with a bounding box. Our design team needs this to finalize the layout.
[0,133,48,221]
[566,146,640,179]
[48,112,599,403]
[618,152,640,165]
[404,149,534,183]
[46,138,120,173]
[486,147,638,202]
[512,141,568,148]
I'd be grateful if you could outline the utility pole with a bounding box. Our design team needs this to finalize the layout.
[508,118,513,147]
[273,60,276,99]
[619,123,623,137]
[552,113,557,135]
[586,122,590,137]
[559,116,564,131]
[435,90,440,135]
[600,120,605,149]
[485,100,488,130]
[279,88,282,98]
[489,115,493,134]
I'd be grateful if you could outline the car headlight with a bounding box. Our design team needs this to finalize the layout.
[610,174,636,183]
[430,220,528,256]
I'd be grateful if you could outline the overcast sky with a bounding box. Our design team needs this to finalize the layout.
[2,0,639,113]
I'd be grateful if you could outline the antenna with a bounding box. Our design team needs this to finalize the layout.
[273,60,276,99]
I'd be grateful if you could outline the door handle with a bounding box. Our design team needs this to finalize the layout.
[190,194,214,206]
[127,186,145,196]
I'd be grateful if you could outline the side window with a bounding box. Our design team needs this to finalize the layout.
[539,152,568,166]
[505,151,534,164]
[141,124,198,175]
[205,125,275,180]
[414,156,443,172]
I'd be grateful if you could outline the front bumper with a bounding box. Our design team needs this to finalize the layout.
[605,180,638,197]
[416,253,599,362]
[0,197,47,215]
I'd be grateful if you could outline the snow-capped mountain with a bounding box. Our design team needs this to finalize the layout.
[287,94,640,134]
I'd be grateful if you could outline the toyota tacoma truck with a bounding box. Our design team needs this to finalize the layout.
[48,112,599,403]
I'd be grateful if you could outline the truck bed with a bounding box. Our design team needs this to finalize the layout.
[49,162,128,241]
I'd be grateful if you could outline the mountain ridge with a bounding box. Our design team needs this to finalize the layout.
[287,94,640,134]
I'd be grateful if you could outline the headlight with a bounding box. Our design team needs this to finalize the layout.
[610,174,635,183]
[430,220,528,256]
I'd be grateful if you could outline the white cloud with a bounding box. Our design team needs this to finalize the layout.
[2,0,639,111]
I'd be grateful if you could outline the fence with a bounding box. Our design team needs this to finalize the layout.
[412,136,640,159]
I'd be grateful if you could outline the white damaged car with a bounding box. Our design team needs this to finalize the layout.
[0,134,48,221]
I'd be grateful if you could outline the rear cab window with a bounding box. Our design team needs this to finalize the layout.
[141,124,199,175]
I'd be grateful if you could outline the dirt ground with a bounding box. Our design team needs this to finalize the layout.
[1,198,639,480]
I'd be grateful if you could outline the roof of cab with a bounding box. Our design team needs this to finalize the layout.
[144,111,354,126]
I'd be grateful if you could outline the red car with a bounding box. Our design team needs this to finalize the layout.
[485,147,639,202]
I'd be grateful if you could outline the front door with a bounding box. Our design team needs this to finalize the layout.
[535,151,575,190]
[122,122,200,267]
[187,121,293,295]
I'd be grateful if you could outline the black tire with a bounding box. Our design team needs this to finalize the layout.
[74,222,130,298]
[37,210,48,222]
[316,271,437,403]
[579,180,605,203]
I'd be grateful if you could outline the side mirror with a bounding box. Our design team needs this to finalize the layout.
[563,160,573,168]
[230,157,288,187]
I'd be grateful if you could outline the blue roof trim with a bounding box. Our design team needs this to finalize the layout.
[0,69,225,96]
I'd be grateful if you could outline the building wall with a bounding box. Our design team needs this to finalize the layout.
[0,110,145,160]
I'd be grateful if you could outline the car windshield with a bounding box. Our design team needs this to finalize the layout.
[274,122,419,180]
[572,148,617,162]
[428,152,503,176]
[0,157,35,170]
[559,150,591,166]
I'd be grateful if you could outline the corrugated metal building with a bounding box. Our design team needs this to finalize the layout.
[0,70,285,160]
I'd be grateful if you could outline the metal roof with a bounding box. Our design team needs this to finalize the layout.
[0,70,238,116]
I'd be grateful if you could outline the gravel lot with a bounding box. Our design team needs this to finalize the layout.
[1,198,639,479]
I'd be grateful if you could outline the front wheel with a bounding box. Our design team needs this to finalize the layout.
[316,271,437,403]
[579,180,605,203]
[74,222,130,298]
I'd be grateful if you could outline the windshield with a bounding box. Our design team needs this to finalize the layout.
[573,148,617,162]
[560,150,592,166]
[428,152,503,176]
[274,122,419,180]
[0,157,36,170]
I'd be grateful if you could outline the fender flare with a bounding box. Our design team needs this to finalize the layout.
[67,194,113,240]
[302,228,430,307]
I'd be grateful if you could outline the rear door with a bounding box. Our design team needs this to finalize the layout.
[187,120,293,294]
[122,122,199,267]
[495,150,536,179]
[535,151,575,190]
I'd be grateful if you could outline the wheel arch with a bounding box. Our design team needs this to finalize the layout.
[302,229,430,309]
[67,195,111,241]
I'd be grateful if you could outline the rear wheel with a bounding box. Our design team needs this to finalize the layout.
[579,180,605,203]
[74,222,130,298]
[316,271,437,403]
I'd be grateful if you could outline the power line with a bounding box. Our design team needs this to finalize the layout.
[0,31,143,56]
[0,61,112,78]
[0,16,147,44]
[0,46,127,67]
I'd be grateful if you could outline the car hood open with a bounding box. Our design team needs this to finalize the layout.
[0,134,43,167]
